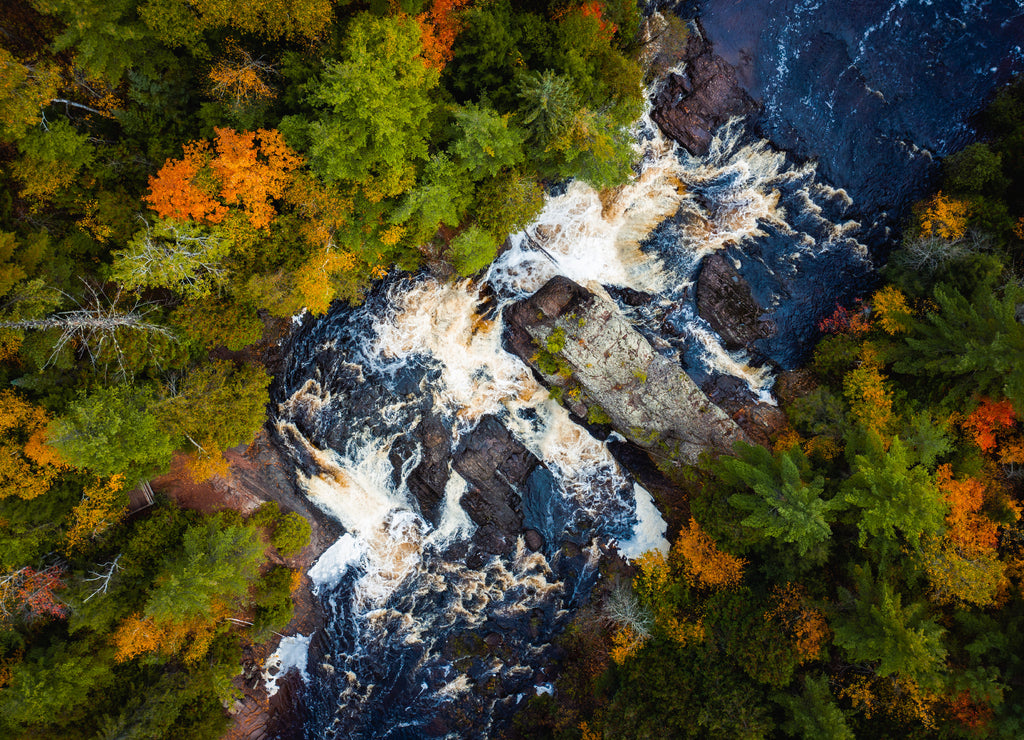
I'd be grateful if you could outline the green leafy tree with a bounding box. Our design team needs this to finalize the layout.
[777,675,855,740]
[894,283,1024,412]
[516,69,578,151]
[389,153,472,245]
[294,12,439,199]
[145,516,264,622]
[841,433,947,561]
[48,384,176,485]
[32,0,159,84]
[448,226,498,276]
[832,564,947,686]
[450,103,526,179]
[472,169,544,241]
[111,219,232,299]
[158,360,270,456]
[0,638,118,733]
[170,295,264,351]
[271,512,311,557]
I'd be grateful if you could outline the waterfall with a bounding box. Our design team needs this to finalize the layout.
[267,106,871,737]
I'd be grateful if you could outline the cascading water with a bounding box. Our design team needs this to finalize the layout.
[268,107,872,737]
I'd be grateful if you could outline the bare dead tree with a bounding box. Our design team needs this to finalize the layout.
[0,281,175,380]
[603,581,653,640]
[82,554,122,602]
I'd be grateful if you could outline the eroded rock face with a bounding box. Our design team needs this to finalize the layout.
[649,30,758,157]
[452,415,540,556]
[695,253,776,351]
[507,276,745,463]
[406,414,451,526]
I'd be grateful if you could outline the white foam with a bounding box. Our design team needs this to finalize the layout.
[263,633,312,695]
[308,533,367,590]
[616,483,670,560]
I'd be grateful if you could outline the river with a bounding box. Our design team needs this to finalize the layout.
[264,2,1024,736]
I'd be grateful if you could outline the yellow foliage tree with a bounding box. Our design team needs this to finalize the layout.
[918,192,970,241]
[112,599,230,665]
[0,390,65,500]
[64,474,127,552]
[872,285,913,335]
[843,345,895,435]
[185,440,232,483]
[208,46,275,107]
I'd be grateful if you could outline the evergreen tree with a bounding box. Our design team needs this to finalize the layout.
[894,283,1024,412]
[717,442,841,558]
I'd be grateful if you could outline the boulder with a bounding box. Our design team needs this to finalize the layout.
[695,253,776,350]
[506,276,745,463]
[650,30,758,157]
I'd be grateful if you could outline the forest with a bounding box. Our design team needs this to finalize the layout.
[1,0,1023,737]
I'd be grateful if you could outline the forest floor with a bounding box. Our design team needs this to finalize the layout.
[150,427,342,740]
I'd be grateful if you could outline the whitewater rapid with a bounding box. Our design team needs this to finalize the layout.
[267,108,870,737]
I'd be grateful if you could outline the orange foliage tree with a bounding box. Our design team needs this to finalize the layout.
[763,583,831,663]
[112,599,230,665]
[962,398,1016,453]
[922,465,1005,607]
[671,517,746,589]
[417,0,473,71]
[0,390,66,500]
[0,565,67,625]
[145,128,303,230]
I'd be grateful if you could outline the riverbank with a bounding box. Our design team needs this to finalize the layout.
[149,428,341,740]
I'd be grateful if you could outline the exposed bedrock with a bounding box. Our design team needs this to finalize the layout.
[695,253,776,351]
[506,276,746,463]
[649,27,758,157]
[451,414,540,558]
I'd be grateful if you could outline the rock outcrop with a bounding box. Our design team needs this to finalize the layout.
[452,415,541,556]
[405,414,451,525]
[507,276,745,463]
[695,253,775,351]
[650,29,758,157]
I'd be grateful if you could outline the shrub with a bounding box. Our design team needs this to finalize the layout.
[271,512,311,557]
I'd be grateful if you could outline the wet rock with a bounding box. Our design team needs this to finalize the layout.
[702,375,787,449]
[454,415,541,554]
[605,285,655,307]
[524,529,545,552]
[406,414,451,525]
[650,28,758,157]
[507,276,746,463]
[696,253,776,350]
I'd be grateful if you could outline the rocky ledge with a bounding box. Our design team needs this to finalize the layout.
[696,253,776,351]
[506,276,745,463]
[650,24,758,157]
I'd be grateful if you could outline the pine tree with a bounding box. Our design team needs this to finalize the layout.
[894,283,1024,412]
[717,442,841,558]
